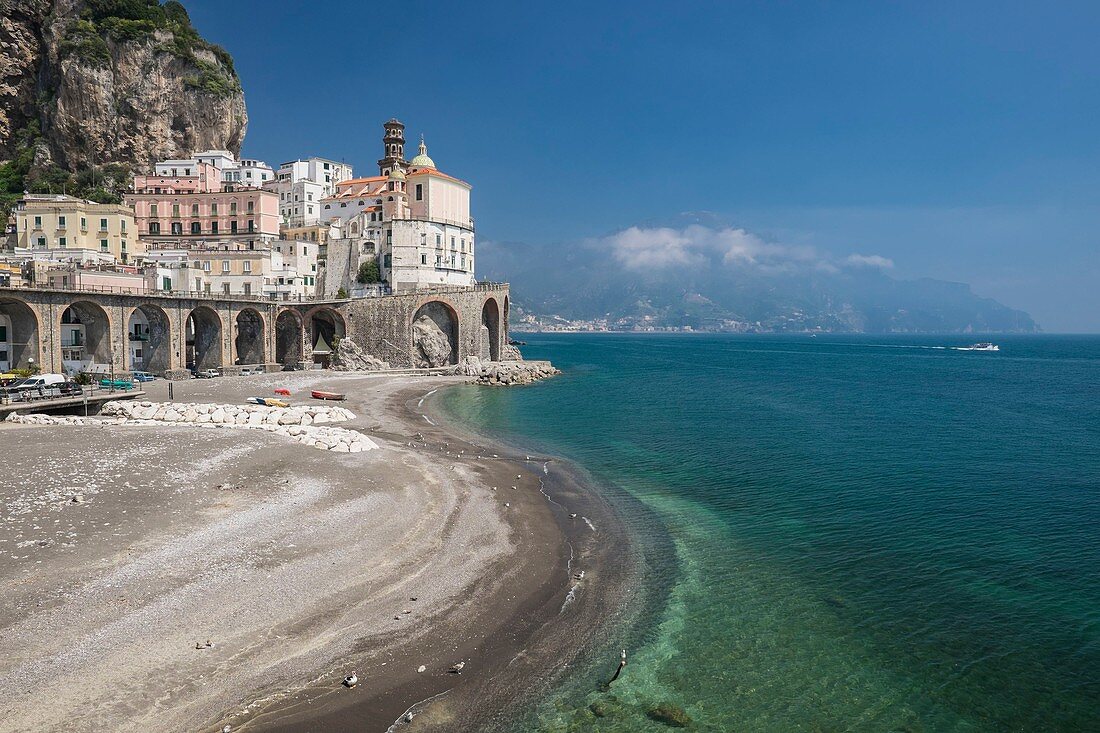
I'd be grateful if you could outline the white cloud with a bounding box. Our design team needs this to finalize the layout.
[601,224,881,274]
[845,253,895,269]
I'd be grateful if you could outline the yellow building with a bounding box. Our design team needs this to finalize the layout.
[14,194,143,264]
[280,222,335,244]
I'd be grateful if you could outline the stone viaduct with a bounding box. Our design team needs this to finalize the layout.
[0,284,510,379]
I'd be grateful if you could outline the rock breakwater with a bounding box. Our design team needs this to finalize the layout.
[457,357,562,386]
[6,401,378,453]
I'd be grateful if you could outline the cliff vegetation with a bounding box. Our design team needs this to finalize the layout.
[0,0,247,210]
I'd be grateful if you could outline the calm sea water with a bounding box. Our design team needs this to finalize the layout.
[440,334,1100,732]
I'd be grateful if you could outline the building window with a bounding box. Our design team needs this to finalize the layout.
[223,283,231,295]
[421,253,427,265]
[436,234,441,245]
[230,202,238,214]
[211,203,218,215]
[172,204,180,217]
[415,183,423,201]
[243,260,252,273]
[80,217,87,230]
[150,204,158,216]
[59,237,66,248]
[33,215,41,228]
[211,221,219,234]
[121,220,126,232]
[222,260,230,273]
[171,222,182,235]
[243,283,251,295]
[99,218,108,230]
[191,222,200,234]
[150,222,160,234]
[191,203,199,215]
[247,220,255,233]
[58,215,66,228]
[202,260,211,272]
[100,239,108,250]
[231,220,238,233]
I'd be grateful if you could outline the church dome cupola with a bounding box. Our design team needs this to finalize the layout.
[409,136,435,169]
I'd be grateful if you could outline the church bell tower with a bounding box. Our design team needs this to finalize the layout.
[378,119,407,175]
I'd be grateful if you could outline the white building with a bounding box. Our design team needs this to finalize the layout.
[318,120,476,294]
[267,157,354,227]
[154,150,274,189]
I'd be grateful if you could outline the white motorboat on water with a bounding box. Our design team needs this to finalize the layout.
[956,342,999,351]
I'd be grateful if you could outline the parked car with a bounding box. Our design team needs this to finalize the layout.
[239,367,258,376]
[194,369,220,379]
[131,371,156,383]
[58,381,84,397]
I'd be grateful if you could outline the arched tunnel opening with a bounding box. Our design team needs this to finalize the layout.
[0,298,39,372]
[276,310,303,369]
[128,305,171,375]
[61,301,112,374]
[234,309,266,366]
[310,309,345,367]
[186,307,223,372]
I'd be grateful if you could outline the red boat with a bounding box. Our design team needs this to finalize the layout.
[311,390,346,401]
[273,388,291,396]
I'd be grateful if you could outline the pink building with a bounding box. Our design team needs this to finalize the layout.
[126,165,280,247]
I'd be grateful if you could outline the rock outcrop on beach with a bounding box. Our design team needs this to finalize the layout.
[458,355,561,386]
[0,0,247,205]
[413,310,455,368]
[502,343,524,361]
[329,338,390,371]
[8,400,377,452]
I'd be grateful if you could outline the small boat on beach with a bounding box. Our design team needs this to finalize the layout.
[273,388,291,396]
[247,396,291,407]
[311,390,346,401]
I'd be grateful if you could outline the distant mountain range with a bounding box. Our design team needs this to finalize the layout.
[480,224,1039,333]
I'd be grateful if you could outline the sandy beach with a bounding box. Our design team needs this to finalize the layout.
[0,371,635,732]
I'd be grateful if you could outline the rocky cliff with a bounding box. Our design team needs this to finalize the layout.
[0,0,246,189]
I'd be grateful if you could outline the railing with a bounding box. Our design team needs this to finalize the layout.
[0,280,509,302]
[390,214,475,231]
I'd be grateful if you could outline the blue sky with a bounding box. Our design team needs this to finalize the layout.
[186,0,1099,331]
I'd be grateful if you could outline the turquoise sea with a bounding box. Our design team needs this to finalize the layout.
[440,334,1100,732]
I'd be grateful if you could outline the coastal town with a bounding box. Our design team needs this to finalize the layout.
[0,119,547,398]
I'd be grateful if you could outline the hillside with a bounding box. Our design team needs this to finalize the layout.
[0,0,247,208]
[479,227,1040,334]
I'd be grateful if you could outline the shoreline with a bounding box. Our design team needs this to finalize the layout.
[0,371,642,732]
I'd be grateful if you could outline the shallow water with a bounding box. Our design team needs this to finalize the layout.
[441,334,1100,731]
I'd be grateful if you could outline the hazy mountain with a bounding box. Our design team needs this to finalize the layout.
[480,224,1039,333]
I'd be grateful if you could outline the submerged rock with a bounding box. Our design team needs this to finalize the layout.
[646,702,693,728]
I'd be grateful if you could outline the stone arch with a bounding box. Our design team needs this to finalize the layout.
[411,300,459,368]
[60,300,113,374]
[308,307,346,367]
[127,303,172,375]
[234,308,266,365]
[481,297,501,362]
[0,297,40,372]
[186,306,223,371]
[275,309,304,368]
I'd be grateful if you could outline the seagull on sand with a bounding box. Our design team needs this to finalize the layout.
[343,672,358,687]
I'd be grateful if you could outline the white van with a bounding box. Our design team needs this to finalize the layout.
[15,374,66,391]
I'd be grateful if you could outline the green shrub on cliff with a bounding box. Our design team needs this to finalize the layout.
[64,0,241,98]
[356,260,381,284]
[58,19,112,68]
